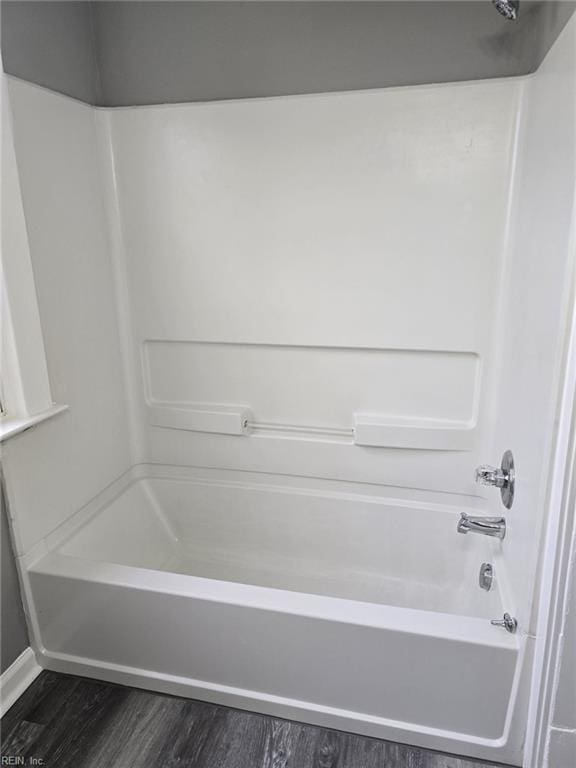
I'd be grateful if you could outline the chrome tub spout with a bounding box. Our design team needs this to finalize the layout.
[457,512,506,539]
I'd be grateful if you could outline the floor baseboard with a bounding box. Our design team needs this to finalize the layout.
[0,647,42,716]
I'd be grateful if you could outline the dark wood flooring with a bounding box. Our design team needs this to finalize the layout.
[1,672,515,768]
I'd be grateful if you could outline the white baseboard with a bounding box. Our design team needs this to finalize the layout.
[0,647,42,715]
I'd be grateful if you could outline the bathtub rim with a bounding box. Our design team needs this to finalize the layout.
[30,550,518,649]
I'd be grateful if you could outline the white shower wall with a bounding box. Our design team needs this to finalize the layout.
[3,79,131,555]
[3,72,524,571]
[103,78,521,500]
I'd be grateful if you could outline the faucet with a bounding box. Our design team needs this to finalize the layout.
[457,512,506,539]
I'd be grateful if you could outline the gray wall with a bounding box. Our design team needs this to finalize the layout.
[1,1,100,103]
[2,1,575,107]
[91,1,576,106]
[1,488,29,673]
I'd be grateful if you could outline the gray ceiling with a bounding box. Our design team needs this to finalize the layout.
[2,1,575,107]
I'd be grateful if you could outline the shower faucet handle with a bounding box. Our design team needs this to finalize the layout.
[474,450,515,509]
[475,465,507,488]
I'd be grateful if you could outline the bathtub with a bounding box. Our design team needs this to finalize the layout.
[25,465,526,763]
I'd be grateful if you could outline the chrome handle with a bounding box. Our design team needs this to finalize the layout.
[475,465,507,488]
[491,613,517,633]
[474,450,515,509]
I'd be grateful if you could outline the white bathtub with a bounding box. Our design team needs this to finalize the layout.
[26,466,526,763]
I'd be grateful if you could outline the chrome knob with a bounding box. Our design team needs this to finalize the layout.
[475,465,507,488]
[474,450,515,509]
[491,613,517,633]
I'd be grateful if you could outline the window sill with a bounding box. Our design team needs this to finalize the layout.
[0,404,69,443]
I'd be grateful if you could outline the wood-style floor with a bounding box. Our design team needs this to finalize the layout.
[1,672,515,768]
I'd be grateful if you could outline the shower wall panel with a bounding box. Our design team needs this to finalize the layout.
[106,79,521,497]
[2,79,131,555]
[486,15,576,631]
